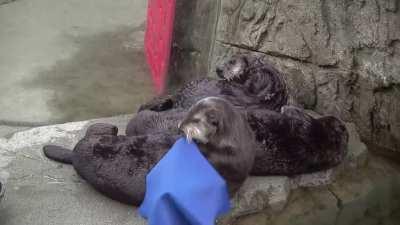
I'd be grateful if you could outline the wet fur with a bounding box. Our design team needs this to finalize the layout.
[179,97,257,195]
[248,106,348,175]
[44,123,178,205]
[131,54,348,175]
[138,54,288,112]
[43,54,348,205]
[43,98,256,204]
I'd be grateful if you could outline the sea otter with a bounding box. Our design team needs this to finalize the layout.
[44,123,176,205]
[248,105,348,175]
[127,103,349,176]
[43,97,256,205]
[137,54,288,113]
[178,97,257,195]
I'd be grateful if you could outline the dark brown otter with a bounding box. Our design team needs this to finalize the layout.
[138,54,288,113]
[178,97,257,195]
[247,105,349,175]
[43,123,178,205]
[42,98,256,205]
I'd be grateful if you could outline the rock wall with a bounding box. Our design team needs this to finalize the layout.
[209,0,400,153]
[166,0,219,92]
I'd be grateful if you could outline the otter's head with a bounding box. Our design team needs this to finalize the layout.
[216,54,250,83]
[178,97,234,144]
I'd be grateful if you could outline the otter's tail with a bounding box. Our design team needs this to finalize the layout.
[43,145,73,164]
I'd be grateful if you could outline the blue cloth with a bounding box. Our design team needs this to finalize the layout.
[139,137,231,225]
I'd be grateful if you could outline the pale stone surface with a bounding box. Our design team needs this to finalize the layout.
[233,155,400,225]
[0,116,144,225]
[271,187,339,225]
[0,126,30,139]
[329,157,400,225]
[290,169,337,189]
[234,176,290,213]
[345,123,368,169]
[219,176,290,225]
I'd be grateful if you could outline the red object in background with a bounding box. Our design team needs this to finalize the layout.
[145,0,176,94]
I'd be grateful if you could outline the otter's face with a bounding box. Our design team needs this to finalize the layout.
[216,55,249,82]
[179,98,223,144]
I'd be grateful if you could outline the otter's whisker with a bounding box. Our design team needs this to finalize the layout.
[185,128,193,143]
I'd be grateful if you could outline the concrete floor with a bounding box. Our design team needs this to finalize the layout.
[0,0,154,130]
[0,1,155,223]
[0,115,147,225]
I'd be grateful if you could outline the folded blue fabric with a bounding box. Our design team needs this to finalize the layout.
[139,137,231,225]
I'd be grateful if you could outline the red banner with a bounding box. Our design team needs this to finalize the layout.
[145,0,176,94]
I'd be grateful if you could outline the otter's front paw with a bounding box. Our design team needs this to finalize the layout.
[85,123,118,138]
[92,135,120,159]
[138,95,174,112]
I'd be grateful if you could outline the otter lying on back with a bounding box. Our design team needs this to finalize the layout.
[43,97,256,205]
[247,105,348,175]
[138,54,288,112]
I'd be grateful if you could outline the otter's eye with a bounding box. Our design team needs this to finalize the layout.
[229,60,235,65]
[206,113,219,127]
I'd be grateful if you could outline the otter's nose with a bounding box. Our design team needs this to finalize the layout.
[216,67,224,79]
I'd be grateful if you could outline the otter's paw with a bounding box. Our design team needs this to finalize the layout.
[281,105,312,120]
[138,95,174,112]
[85,123,118,137]
[92,135,121,159]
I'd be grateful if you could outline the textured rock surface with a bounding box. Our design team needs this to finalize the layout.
[232,155,400,225]
[207,0,400,154]
[166,0,219,91]
[219,119,369,224]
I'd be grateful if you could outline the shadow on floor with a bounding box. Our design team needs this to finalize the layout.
[21,24,155,123]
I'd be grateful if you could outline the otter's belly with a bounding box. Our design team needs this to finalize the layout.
[72,134,176,206]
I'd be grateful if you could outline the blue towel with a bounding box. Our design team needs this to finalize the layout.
[139,137,231,225]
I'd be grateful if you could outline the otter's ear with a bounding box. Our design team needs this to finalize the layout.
[216,66,224,79]
[240,55,249,67]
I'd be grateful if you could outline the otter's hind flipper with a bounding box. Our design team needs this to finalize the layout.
[43,145,73,164]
